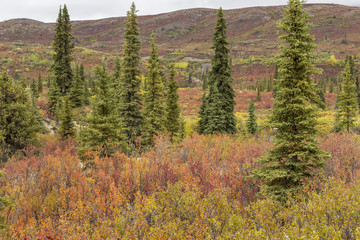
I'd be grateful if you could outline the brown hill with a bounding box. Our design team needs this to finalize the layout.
[0,4,359,83]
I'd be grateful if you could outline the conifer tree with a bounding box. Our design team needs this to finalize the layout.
[58,95,76,140]
[335,61,358,132]
[256,87,262,102]
[165,65,184,141]
[80,64,90,105]
[252,0,329,203]
[70,65,85,108]
[80,64,127,157]
[37,74,43,95]
[119,2,143,144]
[47,78,61,117]
[31,97,46,134]
[142,33,166,146]
[0,171,11,231]
[0,72,41,160]
[51,5,74,95]
[246,99,257,135]
[111,57,122,89]
[30,78,38,98]
[199,8,236,135]
[198,91,208,134]
[316,87,326,110]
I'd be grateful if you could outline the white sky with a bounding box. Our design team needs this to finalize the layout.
[1,0,359,22]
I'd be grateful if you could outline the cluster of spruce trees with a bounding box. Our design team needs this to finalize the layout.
[50,3,186,156]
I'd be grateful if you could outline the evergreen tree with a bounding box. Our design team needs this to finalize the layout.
[246,99,257,135]
[51,5,74,95]
[198,91,208,134]
[199,8,236,135]
[37,74,43,95]
[165,65,184,141]
[70,65,85,108]
[30,78,38,98]
[80,64,90,105]
[31,97,46,134]
[111,57,122,90]
[80,64,127,157]
[329,82,334,93]
[335,61,358,132]
[0,171,11,231]
[273,64,279,96]
[316,87,326,110]
[142,33,166,146]
[256,87,262,102]
[266,77,273,92]
[47,78,61,118]
[252,0,329,203]
[119,2,143,144]
[188,72,192,86]
[58,95,76,140]
[0,72,41,160]
[47,75,51,88]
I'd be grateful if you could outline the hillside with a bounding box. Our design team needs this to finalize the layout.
[0,4,359,83]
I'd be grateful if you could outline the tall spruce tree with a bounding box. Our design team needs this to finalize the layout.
[256,87,262,102]
[80,64,127,157]
[37,74,43,95]
[246,99,257,135]
[47,78,61,117]
[142,33,166,146]
[58,95,76,140]
[51,5,74,95]
[165,65,184,141]
[30,78,38,98]
[199,8,236,135]
[70,64,85,108]
[198,91,208,134]
[335,61,358,132]
[80,64,90,105]
[0,72,41,160]
[252,0,329,203]
[119,2,143,144]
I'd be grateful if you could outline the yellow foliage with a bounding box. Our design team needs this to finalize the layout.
[329,54,338,65]
[174,62,189,69]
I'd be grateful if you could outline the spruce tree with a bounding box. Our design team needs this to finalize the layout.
[37,74,43,95]
[165,65,184,141]
[80,64,127,157]
[256,87,262,102]
[246,99,257,135]
[31,97,46,134]
[119,2,143,144]
[80,64,90,105]
[252,0,329,203]
[316,87,326,110]
[30,78,38,98]
[198,91,208,134]
[0,172,11,231]
[335,61,358,132]
[47,78,61,117]
[70,64,85,108]
[58,95,76,140]
[142,33,166,146]
[0,72,41,160]
[51,5,74,95]
[199,8,236,135]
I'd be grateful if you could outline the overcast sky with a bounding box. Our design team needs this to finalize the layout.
[1,0,359,22]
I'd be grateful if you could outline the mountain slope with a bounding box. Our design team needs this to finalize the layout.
[0,4,359,83]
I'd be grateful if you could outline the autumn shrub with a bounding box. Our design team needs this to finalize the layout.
[2,133,360,239]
